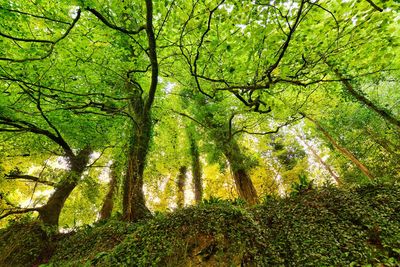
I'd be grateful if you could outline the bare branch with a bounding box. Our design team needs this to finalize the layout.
[5,174,55,187]
[192,0,226,98]
[365,0,383,12]
[0,208,39,220]
[0,115,74,158]
[0,32,54,43]
[170,109,208,128]
[232,114,304,137]
[263,0,305,80]
[87,8,146,35]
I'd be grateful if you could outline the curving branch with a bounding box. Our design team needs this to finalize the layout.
[263,0,305,81]
[0,115,74,158]
[232,114,304,137]
[0,32,54,43]
[87,8,146,35]
[192,0,226,99]
[0,207,40,220]
[170,109,208,128]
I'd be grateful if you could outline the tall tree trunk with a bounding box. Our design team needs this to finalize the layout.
[99,163,118,221]
[300,137,341,185]
[326,62,400,130]
[188,131,203,203]
[122,0,157,222]
[222,140,258,205]
[38,147,91,227]
[305,115,374,180]
[123,112,152,221]
[176,166,187,208]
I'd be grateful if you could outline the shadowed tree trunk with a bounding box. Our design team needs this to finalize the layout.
[99,163,118,221]
[222,140,259,205]
[176,166,187,208]
[188,131,203,203]
[38,146,92,226]
[305,115,374,180]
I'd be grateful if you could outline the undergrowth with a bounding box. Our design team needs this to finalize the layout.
[1,181,399,266]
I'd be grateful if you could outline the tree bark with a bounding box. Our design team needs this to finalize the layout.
[222,140,259,205]
[305,115,374,180]
[176,166,187,208]
[122,0,157,222]
[99,163,118,221]
[123,111,152,221]
[38,146,91,227]
[188,131,203,203]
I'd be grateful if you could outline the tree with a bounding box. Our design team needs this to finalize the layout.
[187,127,203,204]
[99,163,119,221]
[304,114,374,181]
[176,166,187,209]
[0,0,399,229]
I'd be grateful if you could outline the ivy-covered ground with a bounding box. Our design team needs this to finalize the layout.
[1,182,400,266]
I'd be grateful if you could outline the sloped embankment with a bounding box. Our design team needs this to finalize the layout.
[1,182,400,266]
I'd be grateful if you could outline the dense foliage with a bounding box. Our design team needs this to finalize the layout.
[1,182,399,266]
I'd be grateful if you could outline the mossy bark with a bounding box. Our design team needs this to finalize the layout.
[38,147,91,227]
[99,163,118,221]
[188,132,203,203]
[176,166,187,208]
[222,140,258,205]
[122,0,157,222]
[123,111,152,221]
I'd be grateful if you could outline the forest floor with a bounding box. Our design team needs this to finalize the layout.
[1,182,400,266]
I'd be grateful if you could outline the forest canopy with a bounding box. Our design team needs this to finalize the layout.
[0,0,399,231]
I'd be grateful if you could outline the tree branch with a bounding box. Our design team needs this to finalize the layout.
[192,0,226,99]
[86,8,146,35]
[0,207,39,220]
[170,109,208,128]
[232,114,304,137]
[0,9,81,62]
[0,7,71,24]
[365,0,383,12]
[144,0,159,112]
[5,174,55,187]
[0,115,74,158]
